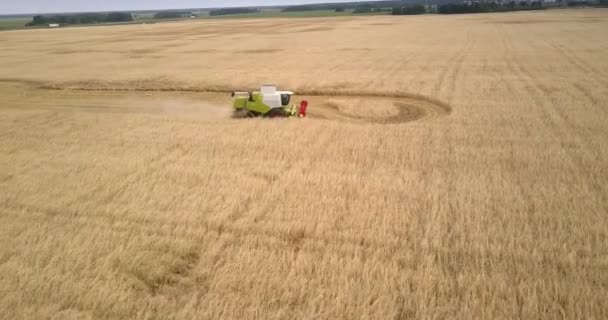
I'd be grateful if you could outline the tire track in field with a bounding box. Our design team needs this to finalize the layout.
[496,26,537,211]
[500,25,607,210]
[445,28,476,102]
[0,79,452,125]
[301,93,450,124]
[432,27,475,101]
[525,26,607,129]
[418,29,474,264]
[542,39,607,116]
[434,28,475,204]
[502,26,582,155]
[546,41,608,87]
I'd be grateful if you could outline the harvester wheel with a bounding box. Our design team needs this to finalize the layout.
[266,108,285,118]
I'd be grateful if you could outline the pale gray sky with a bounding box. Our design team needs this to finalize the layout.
[1,0,376,15]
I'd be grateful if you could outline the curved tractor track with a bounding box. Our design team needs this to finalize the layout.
[301,93,450,124]
[0,79,451,125]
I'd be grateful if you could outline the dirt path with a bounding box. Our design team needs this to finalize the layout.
[0,79,451,125]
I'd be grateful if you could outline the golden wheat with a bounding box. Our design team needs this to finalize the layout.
[1,8,608,319]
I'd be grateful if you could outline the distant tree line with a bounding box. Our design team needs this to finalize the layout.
[566,0,608,6]
[282,5,320,12]
[209,8,260,16]
[353,4,391,13]
[280,0,557,14]
[281,1,408,12]
[27,12,132,26]
[282,4,351,12]
[437,1,544,14]
[353,5,374,13]
[392,5,427,14]
[153,11,192,19]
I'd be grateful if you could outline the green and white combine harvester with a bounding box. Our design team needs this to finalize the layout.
[232,85,308,118]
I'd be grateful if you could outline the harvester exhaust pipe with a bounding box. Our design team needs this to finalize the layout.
[299,100,308,118]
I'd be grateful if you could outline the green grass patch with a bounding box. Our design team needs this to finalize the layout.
[202,9,387,19]
[0,18,31,31]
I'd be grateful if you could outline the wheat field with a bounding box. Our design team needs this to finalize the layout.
[1,8,608,319]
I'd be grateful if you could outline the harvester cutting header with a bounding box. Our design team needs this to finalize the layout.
[232,85,308,118]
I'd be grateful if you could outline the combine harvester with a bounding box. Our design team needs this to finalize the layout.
[232,85,308,118]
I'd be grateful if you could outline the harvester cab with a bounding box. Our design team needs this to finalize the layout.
[232,84,307,118]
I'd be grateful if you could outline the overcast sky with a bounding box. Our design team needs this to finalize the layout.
[1,0,376,15]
